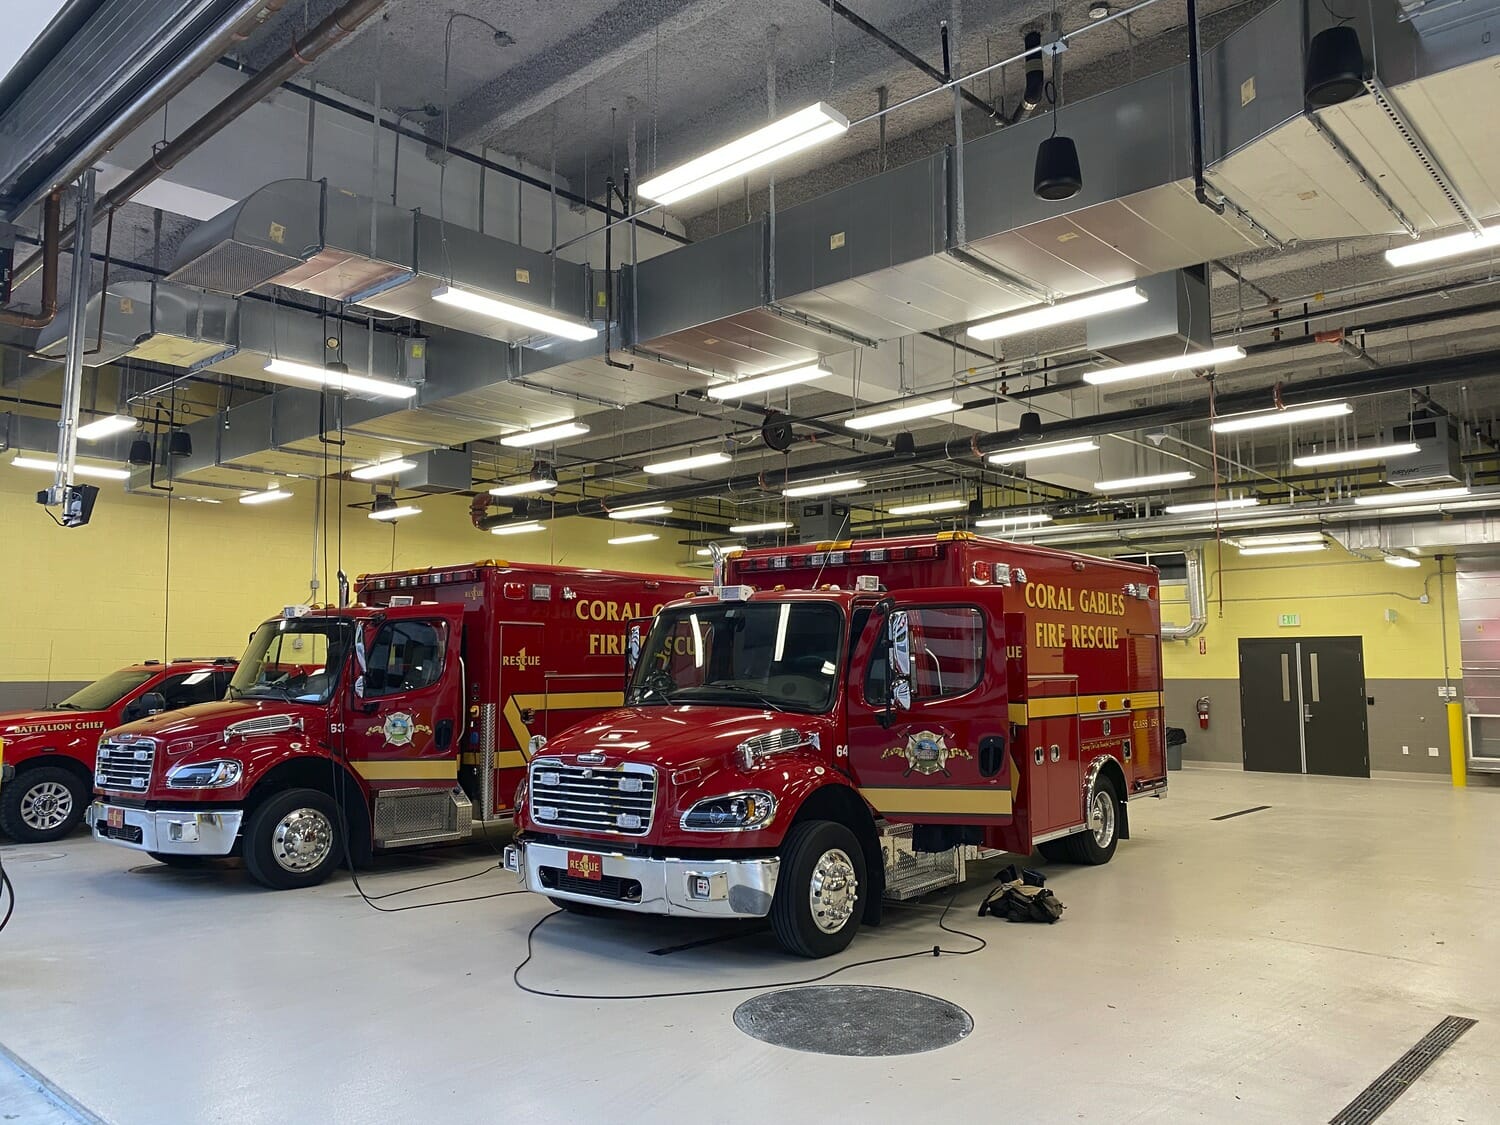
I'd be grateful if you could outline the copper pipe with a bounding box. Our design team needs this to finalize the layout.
[0,190,61,327]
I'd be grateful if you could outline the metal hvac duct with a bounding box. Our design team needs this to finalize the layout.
[169,179,599,346]
[35,280,238,369]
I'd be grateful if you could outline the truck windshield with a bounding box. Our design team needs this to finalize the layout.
[627,601,844,714]
[54,670,155,711]
[229,618,354,705]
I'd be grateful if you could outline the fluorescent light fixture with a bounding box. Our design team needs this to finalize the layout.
[490,522,546,536]
[1291,442,1421,468]
[1353,486,1471,507]
[888,498,967,516]
[975,512,1054,529]
[10,455,131,481]
[1385,555,1422,568]
[988,439,1099,466]
[730,520,792,534]
[1229,532,1325,548]
[1083,345,1247,387]
[1385,224,1500,268]
[608,533,659,545]
[644,451,731,475]
[488,478,558,497]
[76,414,136,440]
[239,487,292,505]
[368,505,421,521]
[637,102,850,206]
[262,357,416,400]
[608,504,673,520]
[498,421,591,448]
[696,544,745,557]
[1211,402,1352,433]
[429,285,598,342]
[845,398,959,431]
[967,286,1147,341]
[1162,497,1261,515]
[1093,471,1196,491]
[350,458,416,481]
[705,365,829,401]
[783,478,867,498]
[1237,543,1327,556]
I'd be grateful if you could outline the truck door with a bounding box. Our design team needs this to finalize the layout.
[342,606,466,789]
[846,590,1013,826]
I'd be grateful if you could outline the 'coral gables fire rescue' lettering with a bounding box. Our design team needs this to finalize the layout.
[1024,581,1128,651]
[575,599,667,656]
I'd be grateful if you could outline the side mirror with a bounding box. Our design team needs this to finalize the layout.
[626,622,644,676]
[126,691,168,721]
[889,610,912,712]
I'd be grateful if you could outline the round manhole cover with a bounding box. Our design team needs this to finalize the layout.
[733,985,973,1056]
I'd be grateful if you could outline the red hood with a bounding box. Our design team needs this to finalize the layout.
[0,709,111,748]
[109,698,324,741]
[540,705,833,773]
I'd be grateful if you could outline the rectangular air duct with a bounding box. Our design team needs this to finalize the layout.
[170,179,596,346]
[1085,267,1212,364]
[36,280,238,369]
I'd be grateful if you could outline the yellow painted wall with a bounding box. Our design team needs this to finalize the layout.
[1160,544,1461,682]
[0,468,695,685]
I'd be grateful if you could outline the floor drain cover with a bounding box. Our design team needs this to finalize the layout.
[733,985,973,1056]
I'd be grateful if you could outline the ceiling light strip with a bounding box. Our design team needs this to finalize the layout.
[262,358,416,400]
[350,458,416,481]
[498,421,591,448]
[643,451,731,475]
[844,398,959,431]
[430,285,598,342]
[967,286,1147,341]
[11,455,131,481]
[1291,442,1421,468]
[1093,471,1196,491]
[1083,345,1247,386]
[704,365,830,401]
[782,478,868,498]
[1210,402,1352,434]
[988,439,1099,465]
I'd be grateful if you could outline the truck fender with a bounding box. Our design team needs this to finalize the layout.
[243,752,374,865]
[1084,754,1130,841]
[775,765,886,927]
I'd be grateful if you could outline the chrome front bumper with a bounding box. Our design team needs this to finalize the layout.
[86,801,243,856]
[506,839,780,919]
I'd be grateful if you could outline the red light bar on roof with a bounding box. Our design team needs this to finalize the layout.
[738,543,944,571]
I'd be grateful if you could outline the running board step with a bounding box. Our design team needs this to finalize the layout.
[373,787,473,848]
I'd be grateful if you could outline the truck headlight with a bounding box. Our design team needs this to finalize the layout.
[681,791,777,832]
[165,759,244,789]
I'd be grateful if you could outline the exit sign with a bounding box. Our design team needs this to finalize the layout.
[1279,613,1301,627]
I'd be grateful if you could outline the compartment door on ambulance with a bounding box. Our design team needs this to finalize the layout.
[846,590,1013,825]
[343,606,466,788]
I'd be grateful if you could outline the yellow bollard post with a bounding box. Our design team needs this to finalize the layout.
[1448,701,1467,788]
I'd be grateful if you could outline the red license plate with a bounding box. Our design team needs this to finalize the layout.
[566,851,602,881]
[106,806,125,830]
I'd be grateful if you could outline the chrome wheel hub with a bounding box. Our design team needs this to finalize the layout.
[270,808,333,873]
[808,847,858,934]
[21,780,73,831]
[1089,789,1116,847]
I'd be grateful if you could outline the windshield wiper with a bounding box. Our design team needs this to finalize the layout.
[683,683,790,713]
[53,702,82,711]
[246,684,294,701]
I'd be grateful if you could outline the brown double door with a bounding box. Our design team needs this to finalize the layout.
[1239,637,1369,777]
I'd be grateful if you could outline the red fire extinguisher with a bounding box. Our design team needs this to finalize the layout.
[1196,696,1211,730]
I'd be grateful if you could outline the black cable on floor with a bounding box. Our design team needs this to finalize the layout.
[513,886,988,1001]
[0,854,14,933]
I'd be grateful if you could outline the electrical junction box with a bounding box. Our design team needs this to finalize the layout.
[1385,417,1461,486]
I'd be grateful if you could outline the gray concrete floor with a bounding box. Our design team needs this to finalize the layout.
[1,768,1497,1124]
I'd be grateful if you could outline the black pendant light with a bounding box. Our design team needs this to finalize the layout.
[1018,410,1045,442]
[127,434,153,466]
[1304,24,1365,109]
[168,429,192,457]
[1033,17,1082,202]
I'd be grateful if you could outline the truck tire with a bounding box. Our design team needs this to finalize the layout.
[242,788,341,890]
[0,765,88,843]
[1065,778,1122,865]
[1035,839,1072,863]
[770,819,866,958]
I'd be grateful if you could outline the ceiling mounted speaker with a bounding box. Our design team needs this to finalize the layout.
[892,432,917,459]
[1304,25,1365,109]
[127,437,152,466]
[1033,135,1082,201]
[762,412,795,453]
[1018,411,1044,443]
[371,494,395,514]
[168,429,192,457]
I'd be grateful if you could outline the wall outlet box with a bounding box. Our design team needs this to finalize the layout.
[1278,613,1300,627]
[1384,608,1398,623]
[1428,747,1440,757]
[1402,745,1410,755]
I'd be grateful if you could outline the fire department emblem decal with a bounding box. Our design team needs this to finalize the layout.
[366,711,432,747]
[883,731,972,777]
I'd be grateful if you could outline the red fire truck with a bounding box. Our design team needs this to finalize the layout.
[87,561,698,888]
[0,659,235,843]
[507,532,1167,957]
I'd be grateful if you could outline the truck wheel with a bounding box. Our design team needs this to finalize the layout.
[242,788,341,890]
[770,820,866,959]
[0,765,87,843]
[1035,840,1071,863]
[1065,779,1121,865]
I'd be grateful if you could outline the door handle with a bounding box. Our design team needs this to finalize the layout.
[1033,746,1044,765]
[1049,744,1061,763]
[1303,704,1312,723]
[435,718,454,750]
[978,735,1005,778]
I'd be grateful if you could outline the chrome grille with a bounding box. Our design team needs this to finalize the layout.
[95,737,156,792]
[528,760,657,836]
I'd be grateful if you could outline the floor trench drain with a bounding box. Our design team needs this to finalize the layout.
[733,985,972,1056]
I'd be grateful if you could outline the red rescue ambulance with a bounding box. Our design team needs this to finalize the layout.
[508,532,1166,957]
[87,561,697,887]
